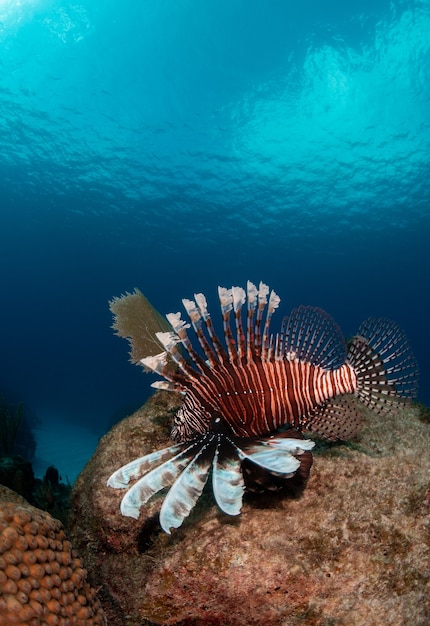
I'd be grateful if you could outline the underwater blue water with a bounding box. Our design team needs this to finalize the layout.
[0,0,429,445]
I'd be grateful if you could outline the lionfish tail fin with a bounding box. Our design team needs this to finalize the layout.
[348,317,419,413]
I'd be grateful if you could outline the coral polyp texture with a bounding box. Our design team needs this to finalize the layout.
[0,486,105,626]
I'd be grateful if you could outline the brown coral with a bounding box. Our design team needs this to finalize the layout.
[0,486,105,626]
[70,393,430,626]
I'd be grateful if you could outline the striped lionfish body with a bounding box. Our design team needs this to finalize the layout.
[108,281,418,533]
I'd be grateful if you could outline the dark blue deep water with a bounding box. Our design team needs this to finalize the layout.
[1,0,429,445]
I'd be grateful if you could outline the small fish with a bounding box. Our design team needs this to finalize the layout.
[108,281,418,533]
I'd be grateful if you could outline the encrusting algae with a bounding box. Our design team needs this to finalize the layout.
[69,392,430,626]
[0,485,106,626]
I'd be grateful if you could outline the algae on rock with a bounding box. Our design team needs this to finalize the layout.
[69,394,430,626]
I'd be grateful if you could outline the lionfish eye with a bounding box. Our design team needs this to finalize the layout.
[209,414,232,435]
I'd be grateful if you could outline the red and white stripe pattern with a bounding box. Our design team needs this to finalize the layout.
[109,279,418,532]
[142,281,357,443]
[171,359,357,440]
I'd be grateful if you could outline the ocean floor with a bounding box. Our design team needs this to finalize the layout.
[33,411,102,484]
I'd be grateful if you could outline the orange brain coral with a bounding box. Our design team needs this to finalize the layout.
[0,499,105,626]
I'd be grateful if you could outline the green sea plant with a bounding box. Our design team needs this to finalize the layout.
[0,398,24,457]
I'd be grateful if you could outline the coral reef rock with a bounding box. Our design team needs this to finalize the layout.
[69,391,430,626]
[0,485,106,625]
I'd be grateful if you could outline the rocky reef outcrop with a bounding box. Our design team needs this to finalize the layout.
[69,392,430,626]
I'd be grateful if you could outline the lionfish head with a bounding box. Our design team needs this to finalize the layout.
[107,280,315,533]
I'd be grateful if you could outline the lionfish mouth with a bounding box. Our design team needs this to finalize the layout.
[107,424,314,534]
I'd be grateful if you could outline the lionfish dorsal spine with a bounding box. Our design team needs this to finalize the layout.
[140,313,203,394]
[218,286,238,364]
[166,311,193,348]
[155,331,182,361]
[232,286,247,361]
[140,352,169,376]
[194,292,229,365]
[246,280,258,361]
[253,281,269,357]
[182,298,219,370]
[165,310,206,375]
[262,288,280,361]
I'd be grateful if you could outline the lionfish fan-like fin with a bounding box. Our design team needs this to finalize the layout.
[265,436,316,453]
[119,441,201,519]
[212,438,245,516]
[348,317,419,413]
[267,431,315,482]
[279,306,346,369]
[107,442,185,488]
[235,439,304,476]
[302,395,363,441]
[159,437,216,533]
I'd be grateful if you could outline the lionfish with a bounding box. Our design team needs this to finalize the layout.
[108,281,418,533]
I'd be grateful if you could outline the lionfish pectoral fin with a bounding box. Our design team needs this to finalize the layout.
[302,394,363,441]
[235,437,311,476]
[266,437,315,453]
[107,443,185,488]
[117,441,202,519]
[212,442,245,516]
[159,439,215,533]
